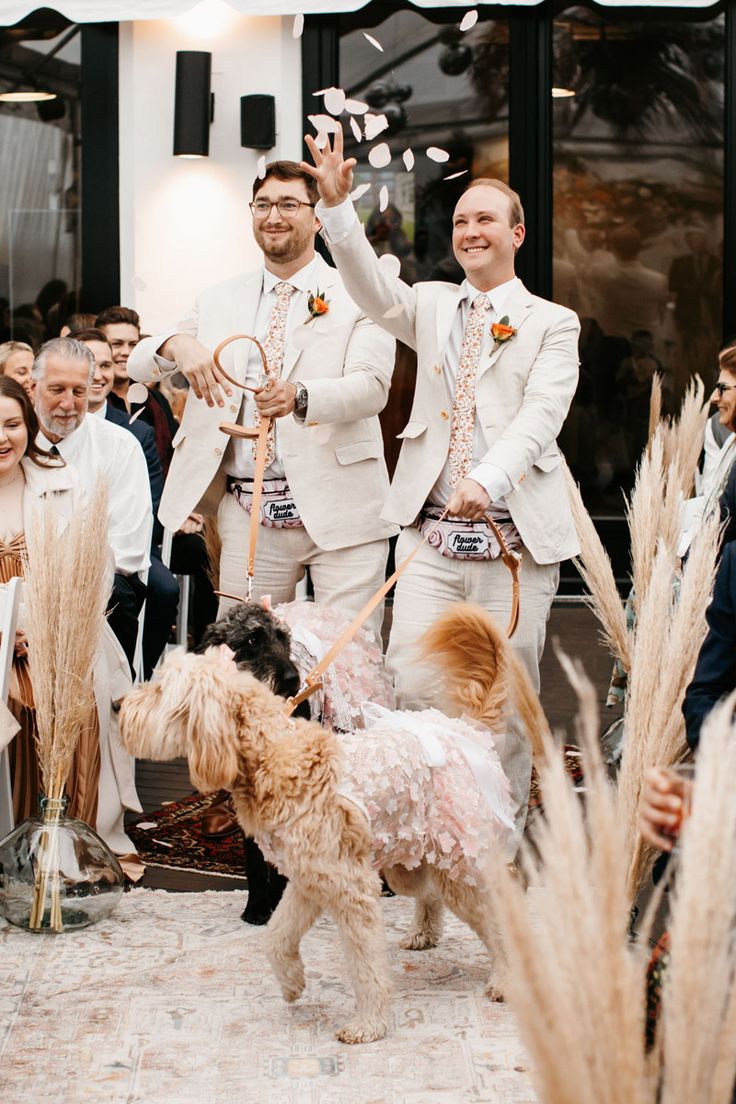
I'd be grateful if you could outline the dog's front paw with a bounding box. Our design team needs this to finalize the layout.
[485,977,505,1002]
[335,1017,389,1045]
[399,930,439,951]
[279,964,305,1004]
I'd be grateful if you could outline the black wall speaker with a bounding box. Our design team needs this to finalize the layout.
[173,51,212,157]
[240,94,276,150]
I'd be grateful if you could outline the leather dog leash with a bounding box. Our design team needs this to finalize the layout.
[213,334,271,600]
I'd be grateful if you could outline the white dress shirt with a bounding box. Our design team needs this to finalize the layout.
[318,197,514,507]
[154,256,321,483]
[37,413,152,576]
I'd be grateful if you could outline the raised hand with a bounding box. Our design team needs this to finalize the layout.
[301,124,356,208]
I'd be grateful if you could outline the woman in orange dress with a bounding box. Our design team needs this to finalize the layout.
[0,376,100,824]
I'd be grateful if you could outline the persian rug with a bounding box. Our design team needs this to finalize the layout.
[0,889,537,1104]
[127,794,246,878]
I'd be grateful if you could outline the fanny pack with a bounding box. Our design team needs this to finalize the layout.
[229,478,304,529]
[418,504,522,561]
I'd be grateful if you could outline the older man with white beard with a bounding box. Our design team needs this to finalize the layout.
[32,336,152,672]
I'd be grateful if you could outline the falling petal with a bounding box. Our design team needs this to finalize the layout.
[459,10,478,32]
[292,13,304,38]
[444,170,469,180]
[314,132,328,150]
[129,408,146,425]
[363,32,384,52]
[349,182,371,201]
[349,116,363,143]
[256,154,266,180]
[368,142,391,169]
[345,98,369,115]
[127,382,149,405]
[378,253,401,277]
[402,149,415,171]
[383,303,406,318]
[426,146,450,163]
[379,185,389,212]
[364,112,389,141]
[308,113,339,134]
[130,275,147,291]
[312,87,328,97]
[323,86,346,115]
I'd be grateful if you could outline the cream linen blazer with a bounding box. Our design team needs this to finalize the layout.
[329,223,581,565]
[128,253,398,550]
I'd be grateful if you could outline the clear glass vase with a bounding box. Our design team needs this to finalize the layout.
[0,795,124,932]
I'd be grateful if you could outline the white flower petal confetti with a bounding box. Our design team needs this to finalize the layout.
[349,116,363,143]
[129,408,146,425]
[308,113,339,134]
[364,112,389,141]
[379,185,389,212]
[345,98,369,115]
[402,149,415,171]
[136,821,157,830]
[383,303,406,318]
[444,170,468,180]
[378,253,401,277]
[459,10,478,32]
[349,182,371,201]
[323,86,346,116]
[312,88,328,97]
[127,383,149,405]
[426,146,450,163]
[368,142,391,168]
[256,154,266,179]
[292,13,304,38]
[314,132,329,150]
[363,32,384,52]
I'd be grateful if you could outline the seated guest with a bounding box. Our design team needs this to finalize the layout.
[31,336,152,673]
[0,341,34,397]
[0,376,140,850]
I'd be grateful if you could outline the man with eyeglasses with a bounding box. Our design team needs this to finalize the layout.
[128,160,396,637]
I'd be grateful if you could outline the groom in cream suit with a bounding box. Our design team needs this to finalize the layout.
[304,128,580,719]
[128,161,396,639]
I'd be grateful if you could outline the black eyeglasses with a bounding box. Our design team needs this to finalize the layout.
[714,381,736,397]
[249,199,316,219]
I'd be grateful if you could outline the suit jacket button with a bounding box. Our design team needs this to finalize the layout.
[229,404,238,413]
[434,364,441,374]
[440,409,449,420]
[214,447,222,455]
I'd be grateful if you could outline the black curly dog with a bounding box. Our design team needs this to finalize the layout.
[197,602,306,925]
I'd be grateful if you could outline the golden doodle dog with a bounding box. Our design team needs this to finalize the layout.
[120,603,545,1044]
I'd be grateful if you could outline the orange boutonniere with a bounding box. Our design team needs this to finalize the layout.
[491,315,517,346]
[306,289,330,322]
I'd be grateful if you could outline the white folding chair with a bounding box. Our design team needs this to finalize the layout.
[0,576,22,838]
[162,527,191,650]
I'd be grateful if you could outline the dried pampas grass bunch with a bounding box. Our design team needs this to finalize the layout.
[660,375,708,502]
[661,695,736,1104]
[493,656,653,1104]
[620,508,721,898]
[23,481,110,930]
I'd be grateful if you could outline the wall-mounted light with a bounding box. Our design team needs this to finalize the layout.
[0,88,57,103]
[551,87,576,99]
[240,94,276,151]
[173,50,213,158]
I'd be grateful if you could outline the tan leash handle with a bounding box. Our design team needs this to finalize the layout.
[213,334,271,599]
[284,509,522,716]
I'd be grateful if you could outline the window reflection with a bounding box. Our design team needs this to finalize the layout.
[338,8,509,473]
[553,6,724,509]
[0,17,81,346]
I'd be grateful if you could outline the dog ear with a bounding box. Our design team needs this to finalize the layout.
[185,664,240,793]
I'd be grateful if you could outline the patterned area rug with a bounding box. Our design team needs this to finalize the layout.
[0,889,537,1104]
[128,794,245,877]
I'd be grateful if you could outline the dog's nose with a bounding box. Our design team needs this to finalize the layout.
[280,664,301,698]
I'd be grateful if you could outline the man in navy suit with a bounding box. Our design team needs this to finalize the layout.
[76,327,178,675]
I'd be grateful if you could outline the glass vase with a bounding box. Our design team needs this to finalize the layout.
[0,795,124,932]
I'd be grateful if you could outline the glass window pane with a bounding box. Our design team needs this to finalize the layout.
[0,20,81,347]
[552,5,724,509]
[337,8,509,472]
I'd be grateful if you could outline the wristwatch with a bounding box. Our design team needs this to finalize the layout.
[293,381,309,419]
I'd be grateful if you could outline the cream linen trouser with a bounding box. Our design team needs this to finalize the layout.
[386,524,559,704]
[217,491,390,643]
